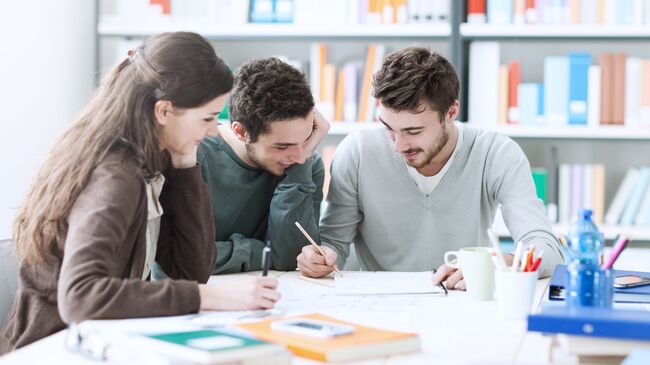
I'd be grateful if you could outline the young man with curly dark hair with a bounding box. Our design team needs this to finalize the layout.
[195,57,328,274]
[297,47,564,288]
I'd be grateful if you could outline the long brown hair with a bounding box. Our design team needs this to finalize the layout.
[13,32,233,265]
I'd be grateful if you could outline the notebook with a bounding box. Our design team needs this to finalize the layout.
[334,271,445,295]
[236,313,420,363]
[549,265,650,303]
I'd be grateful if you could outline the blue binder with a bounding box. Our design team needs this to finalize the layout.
[528,307,650,341]
[549,265,650,304]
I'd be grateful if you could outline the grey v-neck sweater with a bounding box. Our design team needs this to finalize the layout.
[320,124,564,278]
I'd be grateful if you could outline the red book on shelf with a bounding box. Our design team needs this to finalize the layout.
[599,54,613,125]
[149,0,170,15]
[508,61,521,124]
[467,0,486,23]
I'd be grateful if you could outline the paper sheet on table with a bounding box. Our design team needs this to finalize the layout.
[334,271,445,295]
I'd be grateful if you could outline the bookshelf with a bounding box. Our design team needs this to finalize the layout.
[96,0,650,240]
[460,24,650,38]
[99,21,451,39]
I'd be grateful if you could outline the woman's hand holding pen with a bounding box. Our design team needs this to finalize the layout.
[432,254,514,291]
[198,276,281,311]
[297,245,338,278]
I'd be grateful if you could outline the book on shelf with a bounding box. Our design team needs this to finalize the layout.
[557,163,605,225]
[236,313,420,363]
[605,167,650,226]
[548,265,650,304]
[469,49,650,129]
[468,0,650,25]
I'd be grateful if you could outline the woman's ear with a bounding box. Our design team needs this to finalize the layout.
[231,121,248,142]
[154,100,173,126]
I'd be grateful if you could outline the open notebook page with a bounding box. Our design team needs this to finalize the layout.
[334,271,445,295]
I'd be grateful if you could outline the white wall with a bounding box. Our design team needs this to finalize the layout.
[0,1,95,239]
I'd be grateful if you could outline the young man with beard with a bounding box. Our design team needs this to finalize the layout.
[196,57,327,274]
[297,47,564,289]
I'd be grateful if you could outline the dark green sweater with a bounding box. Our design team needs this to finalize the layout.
[198,136,324,274]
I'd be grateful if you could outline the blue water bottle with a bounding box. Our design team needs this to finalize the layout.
[565,209,613,308]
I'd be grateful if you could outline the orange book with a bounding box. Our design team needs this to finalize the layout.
[357,44,378,121]
[334,69,345,122]
[318,45,328,104]
[592,164,605,225]
[508,61,520,124]
[150,0,170,15]
[236,313,420,363]
[611,53,627,125]
[569,0,580,23]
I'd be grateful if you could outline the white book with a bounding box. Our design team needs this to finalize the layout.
[581,0,597,24]
[408,0,421,23]
[646,0,650,24]
[604,0,617,24]
[620,167,650,225]
[382,1,395,24]
[582,164,594,212]
[347,0,360,24]
[468,42,500,126]
[419,0,435,23]
[559,164,572,225]
[309,43,323,104]
[396,0,408,23]
[605,168,640,225]
[633,0,645,25]
[587,65,601,127]
[625,58,641,128]
[293,0,315,25]
[217,0,249,25]
[634,174,650,225]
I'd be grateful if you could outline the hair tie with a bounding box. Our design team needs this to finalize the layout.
[127,48,140,62]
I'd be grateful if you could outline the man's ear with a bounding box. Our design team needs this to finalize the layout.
[447,100,460,122]
[231,121,248,142]
[154,100,173,126]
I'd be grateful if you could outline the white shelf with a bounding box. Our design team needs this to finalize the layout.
[493,222,650,241]
[99,20,451,39]
[461,23,650,38]
[483,124,650,140]
[328,122,383,135]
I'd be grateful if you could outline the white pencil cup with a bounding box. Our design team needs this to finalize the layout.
[494,270,538,320]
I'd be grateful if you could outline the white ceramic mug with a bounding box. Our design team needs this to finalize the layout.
[444,247,496,301]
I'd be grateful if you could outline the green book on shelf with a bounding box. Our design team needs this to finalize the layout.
[138,329,290,364]
[532,168,548,205]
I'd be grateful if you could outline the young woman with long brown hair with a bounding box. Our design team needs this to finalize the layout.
[0,32,280,354]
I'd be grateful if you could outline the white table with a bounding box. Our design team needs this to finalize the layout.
[2,248,649,365]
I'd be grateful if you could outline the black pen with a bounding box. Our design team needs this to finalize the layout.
[431,268,448,296]
[262,240,271,276]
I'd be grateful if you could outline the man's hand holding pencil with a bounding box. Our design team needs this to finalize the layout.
[295,222,343,278]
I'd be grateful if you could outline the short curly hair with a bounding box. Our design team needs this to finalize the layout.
[373,47,459,121]
[229,58,315,142]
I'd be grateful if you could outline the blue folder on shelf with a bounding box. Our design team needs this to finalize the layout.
[528,307,650,341]
[549,265,650,304]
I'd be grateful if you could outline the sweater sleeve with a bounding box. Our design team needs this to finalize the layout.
[155,163,217,282]
[320,135,364,269]
[266,153,325,271]
[486,136,565,278]
[57,161,201,324]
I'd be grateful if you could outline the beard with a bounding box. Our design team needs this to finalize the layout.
[404,123,450,169]
[245,143,285,176]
